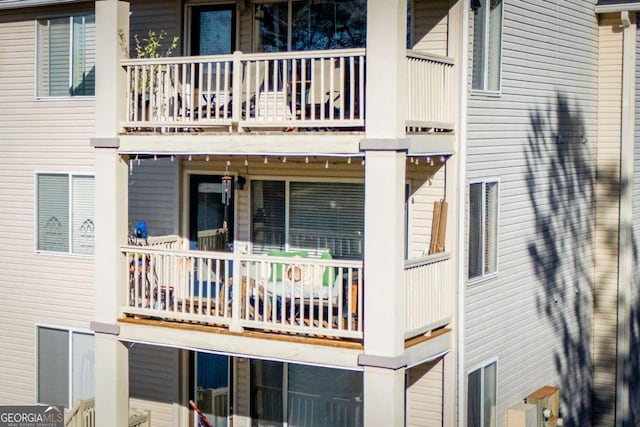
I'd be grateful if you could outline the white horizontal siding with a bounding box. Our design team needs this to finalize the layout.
[592,14,622,427]
[406,358,444,427]
[629,17,640,427]
[412,0,449,56]
[465,1,597,427]
[0,4,96,407]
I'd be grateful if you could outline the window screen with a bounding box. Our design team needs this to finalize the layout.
[38,13,95,97]
[37,327,69,407]
[38,174,69,252]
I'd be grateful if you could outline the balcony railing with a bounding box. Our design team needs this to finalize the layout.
[121,49,454,133]
[404,252,453,339]
[122,245,363,339]
[122,240,453,341]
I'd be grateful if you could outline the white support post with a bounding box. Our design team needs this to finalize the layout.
[230,251,243,333]
[365,0,407,139]
[95,335,130,427]
[361,1,408,425]
[93,2,130,426]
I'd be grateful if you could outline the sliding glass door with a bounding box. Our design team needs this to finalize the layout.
[251,360,363,427]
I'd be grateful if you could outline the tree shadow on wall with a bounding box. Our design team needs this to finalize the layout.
[525,92,603,427]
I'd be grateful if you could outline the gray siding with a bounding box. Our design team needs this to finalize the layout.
[464,1,597,426]
[129,157,179,237]
[129,0,181,55]
[0,3,96,405]
[130,343,181,427]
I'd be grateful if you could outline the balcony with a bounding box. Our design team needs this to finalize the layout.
[121,49,455,134]
[120,237,453,343]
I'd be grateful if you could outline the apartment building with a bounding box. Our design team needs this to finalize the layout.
[0,0,638,426]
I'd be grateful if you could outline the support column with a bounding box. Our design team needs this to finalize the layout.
[92,2,130,426]
[361,1,408,425]
[616,10,636,427]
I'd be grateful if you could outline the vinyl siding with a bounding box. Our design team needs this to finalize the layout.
[0,3,96,406]
[238,3,252,52]
[412,0,449,56]
[129,157,179,237]
[130,0,181,55]
[182,156,442,259]
[233,357,251,427]
[630,17,640,427]
[593,13,623,427]
[129,343,181,427]
[406,358,444,427]
[464,1,597,426]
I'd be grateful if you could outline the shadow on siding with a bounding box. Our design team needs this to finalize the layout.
[525,92,596,426]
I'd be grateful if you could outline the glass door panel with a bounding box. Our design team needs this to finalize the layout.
[189,175,234,251]
[191,5,236,55]
[195,352,230,427]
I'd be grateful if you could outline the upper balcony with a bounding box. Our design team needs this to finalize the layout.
[121,49,455,135]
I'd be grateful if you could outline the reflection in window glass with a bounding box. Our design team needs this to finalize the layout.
[466,362,497,427]
[255,3,288,52]
[254,1,366,52]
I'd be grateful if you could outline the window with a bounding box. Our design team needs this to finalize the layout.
[37,13,96,97]
[37,326,95,408]
[468,180,498,279]
[467,361,497,427]
[254,0,367,52]
[471,0,502,92]
[251,180,364,259]
[37,174,95,255]
[251,360,363,427]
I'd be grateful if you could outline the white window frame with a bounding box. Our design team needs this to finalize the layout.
[466,359,498,427]
[467,178,499,282]
[470,0,504,94]
[35,11,96,99]
[35,324,95,409]
[248,176,365,256]
[35,172,95,256]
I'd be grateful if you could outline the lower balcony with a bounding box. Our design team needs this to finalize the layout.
[120,235,453,343]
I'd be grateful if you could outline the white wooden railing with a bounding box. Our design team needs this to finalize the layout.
[406,51,455,131]
[122,49,454,133]
[121,246,363,339]
[64,399,150,427]
[404,252,453,339]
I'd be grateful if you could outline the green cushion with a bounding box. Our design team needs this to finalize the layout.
[268,249,308,282]
[321,251,336,287]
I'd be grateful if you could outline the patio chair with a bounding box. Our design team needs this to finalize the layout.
[308,58,341,120]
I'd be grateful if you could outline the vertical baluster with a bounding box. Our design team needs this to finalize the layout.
[358,56,364,120]
[300,59,306,121]
[291,58,297,123]
[319,57,326,120]
[223,61,230,119]
[349,57,355,121]
[339,56,345,121]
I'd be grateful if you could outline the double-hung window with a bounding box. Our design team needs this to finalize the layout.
[251,180,364,259]
[471,0,503,92]
[36,173,95,255]
[468,180,498,280]
[37,12,96,97]
[37,326,95,408]
[467,361,497,427]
